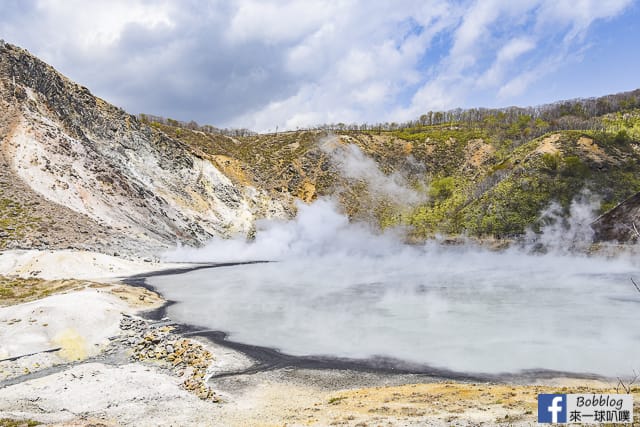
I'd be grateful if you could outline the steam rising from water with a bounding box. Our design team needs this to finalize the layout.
[525,190,600,253]
[320,139,424,205]
[159,199,640,377]
[167,198,405,262]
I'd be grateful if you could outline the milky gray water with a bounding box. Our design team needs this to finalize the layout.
[149,248,640,377]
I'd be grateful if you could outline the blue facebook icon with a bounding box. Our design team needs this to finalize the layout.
[538,394,567,423]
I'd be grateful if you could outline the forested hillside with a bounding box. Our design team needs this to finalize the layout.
[141,90,640,241]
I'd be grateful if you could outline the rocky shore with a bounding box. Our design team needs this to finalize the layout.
[117,314,218,401]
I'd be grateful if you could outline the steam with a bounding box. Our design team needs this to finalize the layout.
[525,190,600,253]
[165,136,427,263]
[320,137,424,205]
[166,198,405,262]
[155,228,640,376]
[166,190,605,263]
[159,193,640,378]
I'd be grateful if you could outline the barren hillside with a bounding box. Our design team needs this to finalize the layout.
[0,42,287,256]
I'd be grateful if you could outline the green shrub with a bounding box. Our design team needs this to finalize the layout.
[428,176,456,200]
[561,156,589,177]
[542,153,561,171]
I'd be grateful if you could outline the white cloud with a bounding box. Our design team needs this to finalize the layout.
[32,0,175,52]
[477,37,536,88]
[392,76,459,121]
[400,0,634,120]
[449,0,502,70]
[537,0,632,43]
[353,81,390,105]
[0,0,635,131]
[498,38,537,63]
[489,0,633,101]
[497,68,540,99]
[227,0,334,44]
[230,1,462,129]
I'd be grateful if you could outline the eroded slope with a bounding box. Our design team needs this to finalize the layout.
[0,42,287,254]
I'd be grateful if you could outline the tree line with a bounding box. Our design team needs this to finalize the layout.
[138,88,639,138]
[311,88,640,135]
[137,114,257,137]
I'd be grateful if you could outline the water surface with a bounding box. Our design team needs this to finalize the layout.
[149,248,640,377]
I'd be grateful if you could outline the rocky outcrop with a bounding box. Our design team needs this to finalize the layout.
[592,192,640,242]
[0,43,286,254]
[117,314,218,401]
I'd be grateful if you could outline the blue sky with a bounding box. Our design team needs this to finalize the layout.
[1,0,639,132]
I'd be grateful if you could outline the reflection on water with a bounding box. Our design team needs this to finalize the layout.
[149,248,640,377]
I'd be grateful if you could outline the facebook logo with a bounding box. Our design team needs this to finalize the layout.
[539,394,567,423]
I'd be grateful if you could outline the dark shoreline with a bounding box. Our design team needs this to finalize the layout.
[123,262,607,384]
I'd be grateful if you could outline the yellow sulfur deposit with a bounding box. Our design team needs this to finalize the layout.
[52,328,87,361]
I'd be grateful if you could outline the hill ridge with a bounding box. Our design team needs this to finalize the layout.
[0,42,287,255]
[1,41,640,253]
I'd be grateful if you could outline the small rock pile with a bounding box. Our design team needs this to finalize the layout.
[118,314,218,401]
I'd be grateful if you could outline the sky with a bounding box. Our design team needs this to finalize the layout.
[0,0,639,132]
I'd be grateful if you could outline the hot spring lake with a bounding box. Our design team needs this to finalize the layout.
[149,248,640,377]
